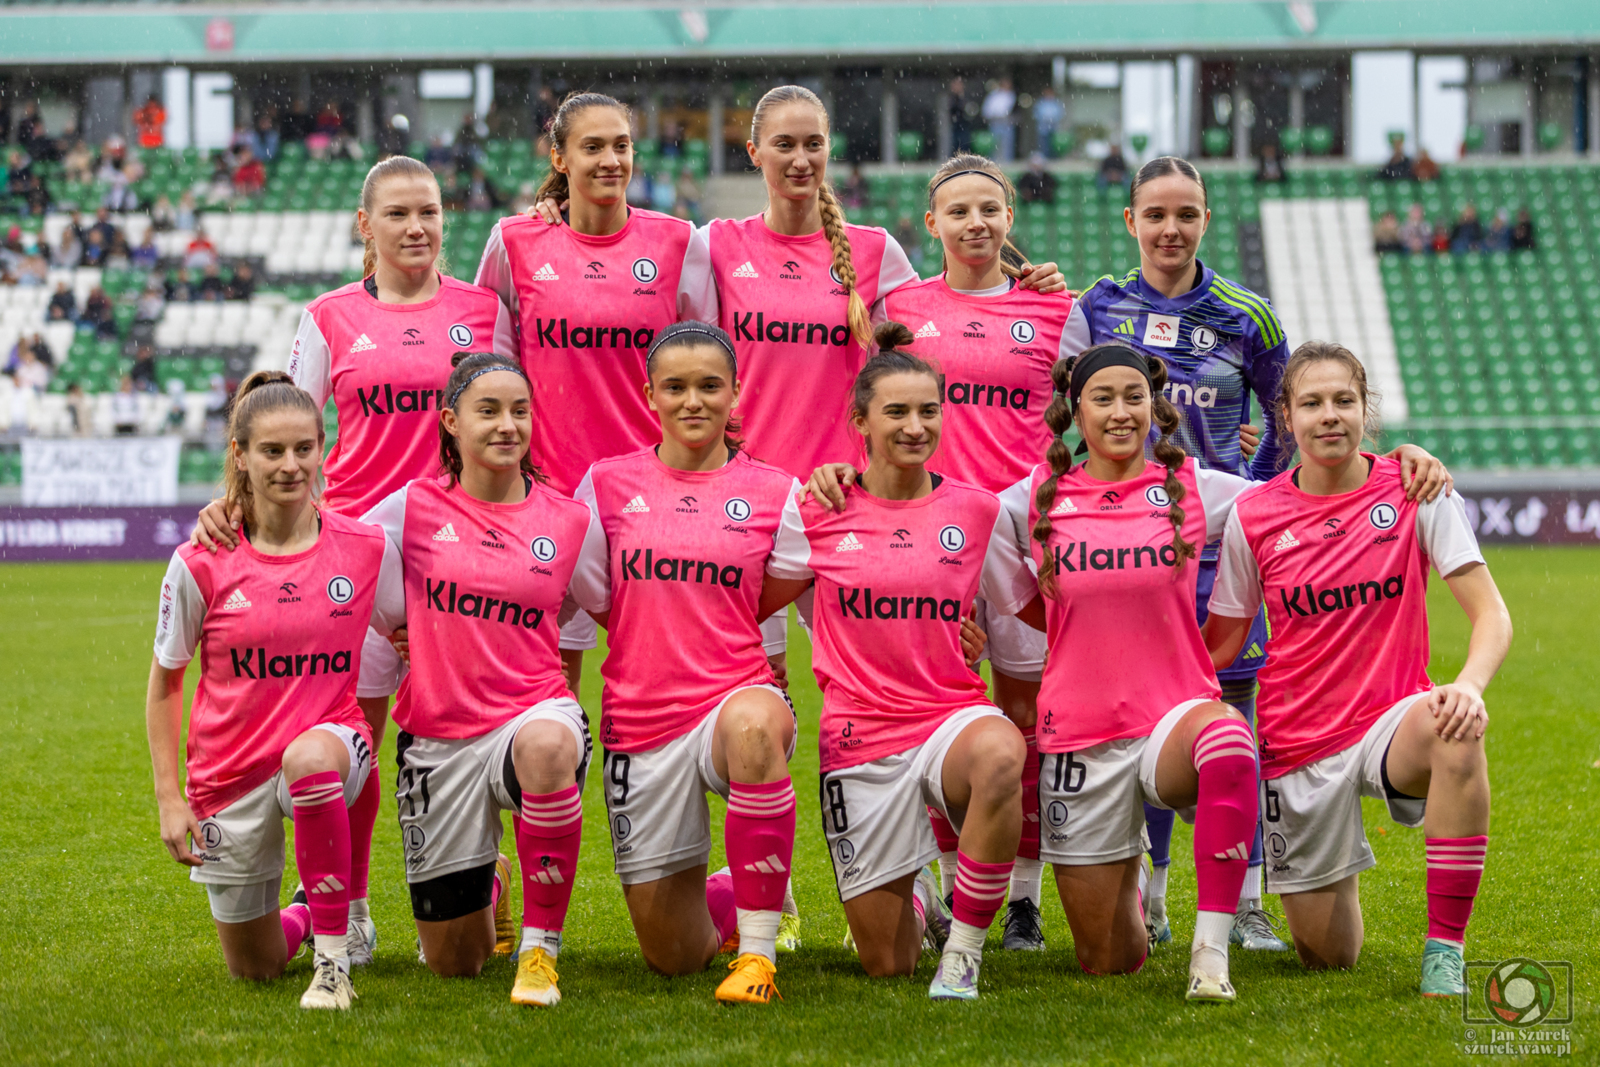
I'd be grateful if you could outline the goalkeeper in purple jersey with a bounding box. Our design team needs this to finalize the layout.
[1079,156,1452,954]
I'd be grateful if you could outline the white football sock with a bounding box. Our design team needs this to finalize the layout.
[519,926,562,959]
[1008,858,1044,905]
[1148,864,1170,919]
[736,907,781,962]
[945,918,987,959]
[346,897,370,922]
[1191,910,1232,977]
[782,878,798,916]
[1239,864,1262,908]
[313,932,350,969]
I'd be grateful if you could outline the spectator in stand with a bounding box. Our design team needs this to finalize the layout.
[1484,208,1512,253]
[280,98,314,144]
[135,278,165,323]
[183,229,217,270]
[63,135,95,185]
[375,114,409,160]
[197,263,226,302]
[892,215,927,276]
[149,193,177,232]
[10,340,52,393]
[134,96,166,150]
[165,267,195,303]
[1373,210,1404,253]
[948,77,973,154]
[463,166,503,212]
[982,76,1018,161]
[224,262,257,301]
[1255,142,1287,183]
[105,231,131,271]
[229,123,253,156]
[111,375,141,435]
[315,100,344,138]
[163,378,188,433]
[424,136,454,174]
[1431,222,1451,254]
[83,287,117,337]
[81,229,108,268]
[231,146,267,198]
[51,227,82,270]
[175,191,198,232]
[840,163,869,210]
[101,158,138,212]
[1017,152,1058,204]
[1033,86,1066,157]
[65,381,93,435]
[248,114,281,163]
[532,85,557,150]
[1400,203,1430,255]
[1096,142,1130,193]
[88,208,117,249]
[19,103,56,162]
[1450,203,1484,254]
[1413,148,1440,182]
[1376,133,1415,181]
[130,230,160,270]
[205,153,233,203]
[16,243,47,287]
[48,281,78,320]
[454,111,485,170]
[674,167,703,222]
[130,344,158,392]
[5,147,32,195]
[438,170,466,211]
[1511,208,1537,251]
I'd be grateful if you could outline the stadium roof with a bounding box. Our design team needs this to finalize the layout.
[1,0,1598,65]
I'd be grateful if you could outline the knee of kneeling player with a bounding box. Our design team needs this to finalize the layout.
[858,944,918,978]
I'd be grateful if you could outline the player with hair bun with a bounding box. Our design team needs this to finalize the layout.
[1008,343,1266,1002]
[191,156,517,966]
[764,323,1038,1001]
[805,153,1090,949]
[362,352,609,1006]
[147,372,404,1011]
[1203,341,1508,998]
[573,322,807,1004]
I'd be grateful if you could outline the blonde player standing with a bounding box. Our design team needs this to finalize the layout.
[1203,342,1508,998]
[148,373,403,1010]
[192,157,517,964]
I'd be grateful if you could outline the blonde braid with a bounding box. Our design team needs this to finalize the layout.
[818,182,871,348]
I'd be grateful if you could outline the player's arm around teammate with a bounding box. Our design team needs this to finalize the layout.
[573,323,804,1004]
[361,353,608,1006]
[764,325,1037,1001]
[1202,342,1509,996]
[146,373,402,1010]
[1009,344,1265,1002]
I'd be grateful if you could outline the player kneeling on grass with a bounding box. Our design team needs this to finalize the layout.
[766,324,1039,1001]
[145,372,404,1010]
[1202,341,1510,997]
[572,323,805,1005]
[368,352,609,1006]
[1010,344,1271,1002]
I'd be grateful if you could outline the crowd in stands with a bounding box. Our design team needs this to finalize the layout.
[1372,202,1536,255]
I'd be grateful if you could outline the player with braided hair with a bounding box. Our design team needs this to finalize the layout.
[1004,342,1265,1002]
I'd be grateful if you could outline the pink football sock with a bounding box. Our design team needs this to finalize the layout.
[1190,717,1260,914]
[1426,835,1488,943]
[929,806,960,854]
[706,868,737,947]
[725,779,796,913]
[280,901,311,956]
[289,771,351,937]
[951,851,1013,931]
[516,784,583,932]
[346,771,381,903]
[1018,734,1041,862]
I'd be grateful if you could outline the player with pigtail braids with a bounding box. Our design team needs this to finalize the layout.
[1000,342,1268,1001]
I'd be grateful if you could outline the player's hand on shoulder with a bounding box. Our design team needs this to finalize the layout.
[158,798,206,867]
[960,610,988,668]
[1427,683,1487,741]
[1017,261,1068,294]
[525,197,567,225]
[389,626,410,664]
[805,463,858,511]
[1391,443,1453,503]
[190,499,243,552]
[1238,423,1262,459]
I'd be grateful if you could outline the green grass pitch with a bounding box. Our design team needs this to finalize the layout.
[1,548,1595,1065]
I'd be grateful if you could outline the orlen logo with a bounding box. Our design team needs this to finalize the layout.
[732,311,850,347]
[1279,574,1406,618]
[835,586,963,622]
[401,327,425,347]
[1322,517,1346,539]
[962,320,987,339]
[1099,490,1123,510]
[584,260,607,279]
[533,319,655,350]
[1165,382,1220,408]
[277,581,301,604]
[779,260,802,279]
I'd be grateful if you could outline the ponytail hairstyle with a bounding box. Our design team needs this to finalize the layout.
[645,320,745,454]
[750,85,871,348]
[436,352,546,487]
[1129,154,1209,210]
[359,154,445,278]
[223,370,324,531]
[849,322,941,456]
[1274,340,1381,465]
[1032,344,1194,596]
[926,153,1030,279]
[534,92,633,209]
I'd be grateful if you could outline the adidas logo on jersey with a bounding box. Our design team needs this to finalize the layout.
[622,496,650,513]
[732,261,759,278]
[1273,529,1301,552]
[835,532,864,552]
[915,321,940,339]
[1049,497,1079,516]
[532,263,559,281]
[222,588,252,610]
[432,523,460,542]
[349,334,376,353]
[743,854,788,875]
